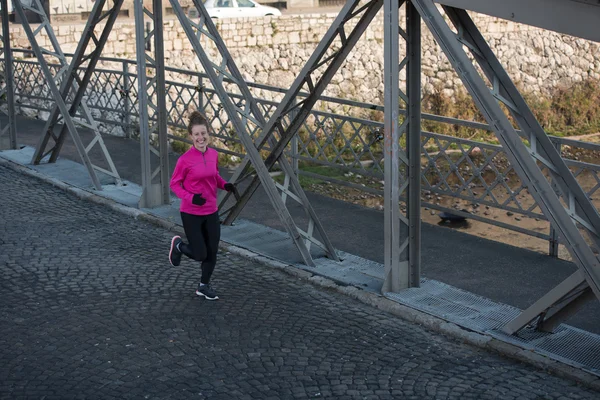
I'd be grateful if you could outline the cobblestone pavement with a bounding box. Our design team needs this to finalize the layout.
[1,164,599,400]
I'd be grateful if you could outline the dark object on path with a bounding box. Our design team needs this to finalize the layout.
[439,211,467,222]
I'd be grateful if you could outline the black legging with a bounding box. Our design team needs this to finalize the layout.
[179,211,221,284]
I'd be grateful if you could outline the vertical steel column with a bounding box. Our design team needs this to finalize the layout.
[382,1,420,292]
[407,2,422,288]
[135,0,153,207]
[134,0,170,208]
[0,0,16,150]
[382,0,403,292]
[153,0,170,205]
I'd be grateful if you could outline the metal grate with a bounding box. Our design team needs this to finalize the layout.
[221,219,383,291]
[221,219,326,264]
[386,280,600,375]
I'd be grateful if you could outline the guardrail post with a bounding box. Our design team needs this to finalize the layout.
[197,75,204,112]
[549,140,562,258]
[122,60,131,138]
[290,98,299,175]
[0,0,17,150]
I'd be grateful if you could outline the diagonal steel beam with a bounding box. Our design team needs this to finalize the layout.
[441,6,600,331]
[34,0,125,171]
[411,0,600,332]
[442,5,600,332]
[223,0,384,225]
[27,0,86,159]
[0,0,17,150]
[18,0,122,188]
[502,271,592,334]
[444,6,600,253]
[12,0,103,189]
[534,286,595,333]
[169,0,339,265]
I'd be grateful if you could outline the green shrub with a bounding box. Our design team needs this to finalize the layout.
[524,79,600,136]
[421,78,600,139]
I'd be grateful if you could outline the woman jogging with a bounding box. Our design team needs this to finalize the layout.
[168,110,236,300]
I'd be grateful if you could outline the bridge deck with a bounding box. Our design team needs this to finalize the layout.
[2,114,600,377]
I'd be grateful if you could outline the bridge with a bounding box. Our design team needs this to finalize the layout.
[1,0,600,382]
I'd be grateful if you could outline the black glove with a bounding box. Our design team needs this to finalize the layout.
[192,193,206,206]
[224,183,235,192]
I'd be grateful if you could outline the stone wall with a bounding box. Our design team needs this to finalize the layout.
[8,9,600,107]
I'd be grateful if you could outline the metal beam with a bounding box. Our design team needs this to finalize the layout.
[502,271,590,334]
[434,0,600,43]
[535,286,595,333]
[15,0,122,189]
[216,0,382,261]
[0,0,16,150]
[223,0,384,227]
[380,0,423,292]
[134,0,170,208]
[382,0,403,292]
[45,0,124,164]
[407,1,422,288]
[410,0,600,331]
[443,5,600,330]
[12,0,103,190]
[135,0,153,207]
[30,0,124,188]
[153,0,171,206]
[169,0,339,265]
[444,7,600,255]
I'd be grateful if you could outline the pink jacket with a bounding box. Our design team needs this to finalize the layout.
[170,147,228,215]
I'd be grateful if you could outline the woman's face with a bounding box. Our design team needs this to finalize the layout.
[190,124,209,152]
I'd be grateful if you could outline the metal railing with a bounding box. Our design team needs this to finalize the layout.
[4,49,600,254]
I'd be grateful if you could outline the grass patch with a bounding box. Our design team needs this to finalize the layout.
[422,78,600,140]
[523,79,600,136]
[272,163,349,187]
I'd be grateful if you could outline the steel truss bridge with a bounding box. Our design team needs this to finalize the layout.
[1,0,600,337]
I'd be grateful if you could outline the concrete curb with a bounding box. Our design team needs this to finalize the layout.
[2,155,599,391]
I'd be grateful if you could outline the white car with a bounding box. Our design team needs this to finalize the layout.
[203,0,282,19]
